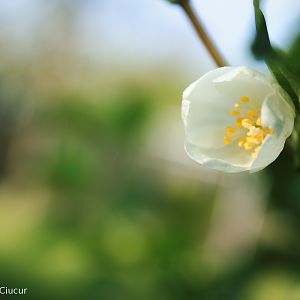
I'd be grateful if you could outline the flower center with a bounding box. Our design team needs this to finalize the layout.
[223,96,274,158]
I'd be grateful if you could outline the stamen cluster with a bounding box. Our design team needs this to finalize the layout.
[223,96,274,158]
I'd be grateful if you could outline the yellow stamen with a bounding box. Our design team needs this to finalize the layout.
[240,96,250,103]
[247,126,261,137]
[224,136,232,145]
[249,110,256,118]
[251,152,258,158]
[256,118,261,126]
[246,136,257,143]
[256,131,265,143]
[238,139,245,147]
[244,142,253,150]
[223,95,275,156]
[241,118,252,129]
[236,118,243,128]
[234,103,243,109]
[267,128,274,135]
[230,110,240,116]
[226,126,236,135]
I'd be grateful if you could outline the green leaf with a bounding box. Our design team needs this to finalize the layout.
[277,35,300,83]
[252,0,299,112]
[266,59,299,111]
[293,117,300,170]
[252,0,273,59]
[287,35,300,77]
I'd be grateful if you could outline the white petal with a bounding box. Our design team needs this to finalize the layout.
[183,67,255,171]
[184,140,251,172]
[250,91,295,172]
[213,66,274,109]
[182,66,295,173]
[183,67,239,150]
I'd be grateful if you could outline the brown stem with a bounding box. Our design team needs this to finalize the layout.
[178,0,227,67]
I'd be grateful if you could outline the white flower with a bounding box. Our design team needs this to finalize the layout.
[182,66,295,173]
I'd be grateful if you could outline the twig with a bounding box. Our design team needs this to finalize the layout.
[178,0,227,67]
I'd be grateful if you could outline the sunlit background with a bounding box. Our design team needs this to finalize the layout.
[0,0,300,299]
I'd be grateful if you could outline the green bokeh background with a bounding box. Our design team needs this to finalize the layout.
[0,1,300,299]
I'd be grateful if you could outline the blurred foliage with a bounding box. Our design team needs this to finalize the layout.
[252,0,273,60]
[0,1,299,300]
[252,0,300,173]
[0,81,218,299]
[252,0,299,111]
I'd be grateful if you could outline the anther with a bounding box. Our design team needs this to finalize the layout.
[256,118,261,126]
[246,137,257,144]
[267,128,274,135]
[251,152,257,158]
[234,103,243,109]
[230,110,240,116]
[244,142,253,150]
[224,95,275,155]
[238,139,245,147]
[226,126,236,135]
[240,96,250,103]
[236,118,243,128]
[224,136,232,145]
[249,110,256,118]
[241,119,252,129]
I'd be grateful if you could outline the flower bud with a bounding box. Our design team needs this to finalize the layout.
[182,67,295,173]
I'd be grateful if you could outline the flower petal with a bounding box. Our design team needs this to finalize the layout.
[184,140,251,173]
[182,66,295,173]
[213,66,274,109]
[250,91,295,172]
[183,67,240,150]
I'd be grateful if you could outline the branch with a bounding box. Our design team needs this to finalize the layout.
[178,0,227,67]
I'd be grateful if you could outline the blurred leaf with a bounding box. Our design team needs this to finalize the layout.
[276,35,300,90]
[294,118,300,170]
[49,142,94,191]
[252,0,272,60]
[286,35,300,78]
[38,89,151,144]
[267,59,299,110]
[105,91,151,141]
[252,0,299,111]
[37,96,105,137]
